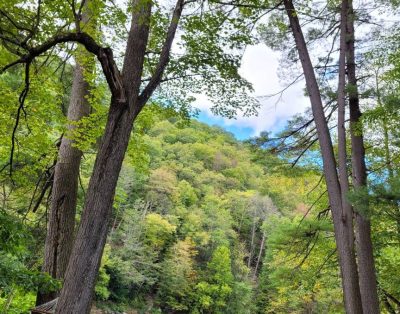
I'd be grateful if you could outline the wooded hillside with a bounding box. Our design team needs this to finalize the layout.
[1,0,400,313]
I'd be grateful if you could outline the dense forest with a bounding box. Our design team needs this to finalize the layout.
[1,0,400,313]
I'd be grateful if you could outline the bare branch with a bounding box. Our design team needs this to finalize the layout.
[291,137,318,167]
[0,32,125,101]
[208,0,283,10]
[138,0,186,108]
[5,62,31,177]
[0,9,32,34]
[21,0,43,46]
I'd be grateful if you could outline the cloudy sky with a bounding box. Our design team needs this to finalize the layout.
[195,44,310,140]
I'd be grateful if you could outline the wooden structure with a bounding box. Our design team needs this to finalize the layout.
[31,298,58,314]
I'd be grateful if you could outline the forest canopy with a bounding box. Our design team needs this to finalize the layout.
[0,0,400,313]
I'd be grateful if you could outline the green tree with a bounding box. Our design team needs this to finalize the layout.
[196,246,234,313]
[158,238,198,311]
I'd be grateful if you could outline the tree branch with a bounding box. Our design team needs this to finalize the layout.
[5,62,31,177]
[0,32,125,102]
[138,0,185,108]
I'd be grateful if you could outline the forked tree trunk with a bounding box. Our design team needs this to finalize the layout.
[56,4,152,311]
[345,1,380,312]
[56,97,135,313]
[55,0,184,311]
[36,62,91,305]
[282,1,362,312]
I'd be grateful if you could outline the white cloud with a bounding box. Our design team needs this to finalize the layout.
[195,44,310,136]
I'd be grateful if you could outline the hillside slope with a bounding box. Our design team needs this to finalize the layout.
[94,118,340,313]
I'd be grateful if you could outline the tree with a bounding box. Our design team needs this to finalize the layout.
[158,238,197,311]
[55,1,182,308]
[345,0,380,311]
[196,246,234,312]
[258,215,342,313]
[337,0,355,264]
[282,0,363,312]
[37,2,94,304]
[1,0,259,309]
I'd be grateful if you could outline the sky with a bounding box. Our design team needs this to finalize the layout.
[195,44,310,140]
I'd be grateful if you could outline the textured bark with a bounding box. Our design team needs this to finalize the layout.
[346,1,380,312]
[55,100,133,313]
[36,3,94,304]
[349,104,380,314]
[55,6,151,312]
[36,62,91,305]
[283,1,362,312]
[55,0,184,311]
[337,0,356,251]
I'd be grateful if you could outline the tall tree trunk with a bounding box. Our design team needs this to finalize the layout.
[282,1,362,312]
[253,231,265,279]
[56,98,135,313]
[56,4,151,311]
[248,213,256,268]
[337,0,356,252]
[345,1,380,313]
[55,0,184,311]
[36,61,91,305]
[36,4,94,304]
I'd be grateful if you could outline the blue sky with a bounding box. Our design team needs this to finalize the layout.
[193,44,310,141]
[196,111,254,140]
[196,111,290,140]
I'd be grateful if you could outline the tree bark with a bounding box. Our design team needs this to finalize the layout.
[55,4,151,312]
[282,1,362,313]
[248,213,256,268]
[253,231,265,279]
[37,62,91,305]
[337,0,356,252]
[345,1,380,313]
[36,3,94,305]
[55,0,184,311]
[55,98,134,314]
